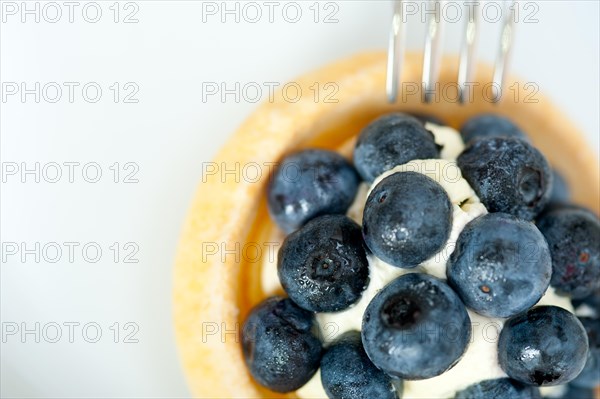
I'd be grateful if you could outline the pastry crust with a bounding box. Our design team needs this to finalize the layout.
[173,51,600,398]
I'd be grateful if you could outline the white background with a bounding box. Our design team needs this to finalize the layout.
[1,1,598,397]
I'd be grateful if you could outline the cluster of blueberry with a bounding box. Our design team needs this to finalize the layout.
[241,113,600,399]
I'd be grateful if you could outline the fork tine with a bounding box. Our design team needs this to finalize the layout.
[492,0,516,103]
[458,2,479,103]
[422,0,445,103]
[386,0,405,103]
[386,0,515,105]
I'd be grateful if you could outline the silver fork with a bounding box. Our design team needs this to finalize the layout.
[386,0,516,104]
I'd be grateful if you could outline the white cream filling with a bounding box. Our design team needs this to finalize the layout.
[260,124,573,399]
[575,303,598,319]
[425,121,466,160]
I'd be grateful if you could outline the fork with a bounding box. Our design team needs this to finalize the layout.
[386,0,516,104]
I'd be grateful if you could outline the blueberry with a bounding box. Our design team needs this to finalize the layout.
[457,137,553,220]
[498,306,589,386]
[571,317,600,388]
[267,149,360,233]
[447,213,552,318]
[540,202,596,217]
[278,214,369,312]
[460,114,527,144]
[549,169,570,204]
[538,204,599,238]
[362,172,452,268]
[362,273,471,379]
[536,208,600,299]
[321,331,400,399]
[555,384,596,399]
[353,113,440,182]
[454,378,541,399]
[241,297,322,392]
[411,113,446,126]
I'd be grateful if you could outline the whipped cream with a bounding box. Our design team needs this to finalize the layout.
[260,124,573,399]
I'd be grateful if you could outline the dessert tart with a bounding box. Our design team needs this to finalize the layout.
[173,52,600,399]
